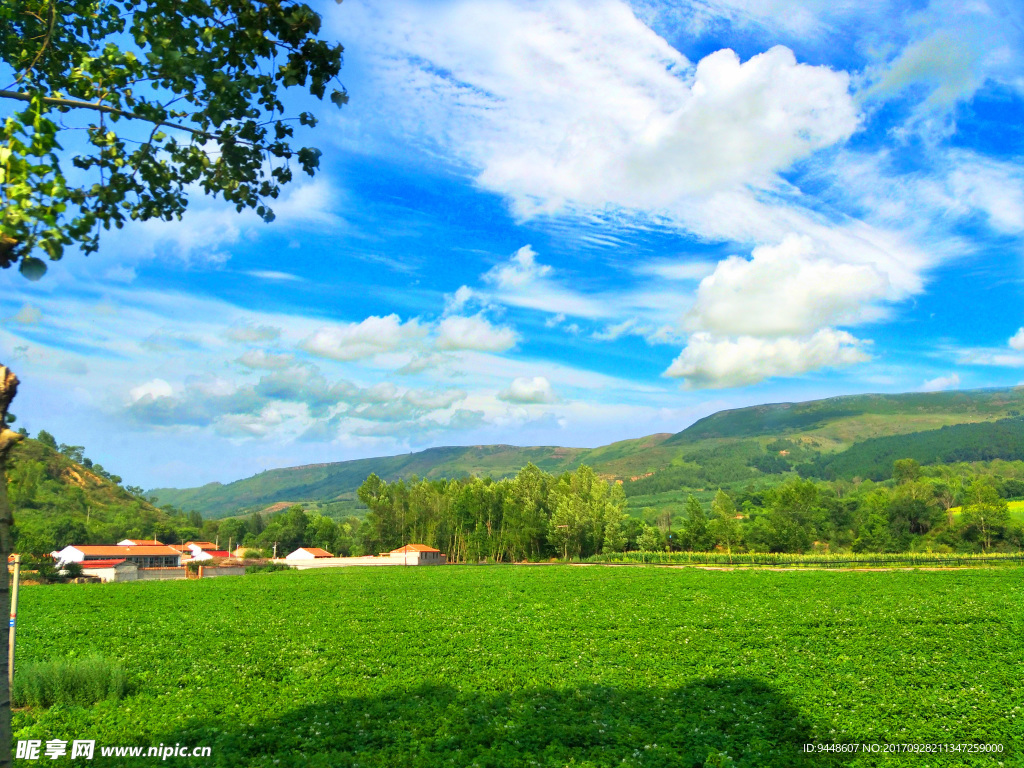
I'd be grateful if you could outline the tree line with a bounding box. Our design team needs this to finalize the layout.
[8,429,1024,558]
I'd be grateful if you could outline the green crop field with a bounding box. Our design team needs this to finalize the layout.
[12,567,1023,767]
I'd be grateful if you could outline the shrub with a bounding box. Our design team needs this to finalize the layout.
[245,563,292,574]
[13,655,128,708]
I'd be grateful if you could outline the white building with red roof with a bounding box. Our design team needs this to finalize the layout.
[55,545,181,568]
[117,539,163,546]
[79,559,139,583]
[285,547,334,561]
[386,544,445,565]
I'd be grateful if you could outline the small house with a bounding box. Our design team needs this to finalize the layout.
[184,541,218,551]
[79,559,139,583]
[190,549,231,562]
[117,539,163,546]
[55,545,182,568]
[285,547,334,561]
[387,544,445,565]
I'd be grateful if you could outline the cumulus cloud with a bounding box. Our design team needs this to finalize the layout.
[436,314,518,352]
[129,379,174,403]
[396,353,449,375]
[498,376,558,404]
[686,234,894,337]
[123,364,467,434]
[921,373,961,392]
[236,350,294,370]
[1010,328,1024,351]
[484,245,552,289]
[225,322,281,343]
[444,285,476,314]
[302,314,428,361]
[664,329,871,388]
[344,2,857,216]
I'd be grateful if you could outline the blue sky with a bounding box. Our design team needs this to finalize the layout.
[3,0,1024,490]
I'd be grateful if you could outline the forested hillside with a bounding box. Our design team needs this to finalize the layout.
[6,431,209,553]
[797,417,1024,480]
[150,387,1024,520]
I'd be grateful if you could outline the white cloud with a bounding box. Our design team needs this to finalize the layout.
[482,246,609,319]
[686,234,895,336]
[866,31,985,110]
[436,314,518,352]
[8,304,42,325]
[444,285,476,314]
[921,373,961,392]
[341,2,857,216]
[1010,328,1024,351]
[634,260,717,281]
[244,270,306,282]
[592,319,639,342]
[396,353,449,375]
[104,265,137,283]
[664,329,870,388]
[545,313,566,328]
[237,350,294,370]
[129,379,174,403]
[225,322,281,343]
[302,314,428,361]
[483,245,552,289]
[943,156,1024,235]
[498,376,558,404]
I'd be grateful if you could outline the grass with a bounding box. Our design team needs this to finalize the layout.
[948,500,1024,525]
[13,655,128,708]
[587,550,1024,567]
[12,567,1023,767]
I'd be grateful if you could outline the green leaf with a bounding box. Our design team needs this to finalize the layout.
[330,89,349,107]
[19,257,48,281]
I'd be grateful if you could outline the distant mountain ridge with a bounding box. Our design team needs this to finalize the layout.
[149,387,1024,519]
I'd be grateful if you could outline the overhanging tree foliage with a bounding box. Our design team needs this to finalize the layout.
[0,1,346,761]
[1,0,347,278]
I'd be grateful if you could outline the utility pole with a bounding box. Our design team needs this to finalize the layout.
[273,542,278,560]
[9,554,21,688]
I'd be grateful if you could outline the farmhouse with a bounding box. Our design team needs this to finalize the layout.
[285,547,334,561]
[387,544,446,565]
[184,541,218,551]
[54,545,182,568]
[189,548,231,562]
[117,539,163,546]
[79,559,139,583]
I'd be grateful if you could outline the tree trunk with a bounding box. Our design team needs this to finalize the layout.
[0,365,22,768]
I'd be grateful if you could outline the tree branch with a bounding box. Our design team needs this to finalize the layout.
[0,89,213,140]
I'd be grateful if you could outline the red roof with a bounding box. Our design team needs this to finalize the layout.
[73,545,181,557]
[298,547,333,558]
[390,544,440,554]
[185,541,218,551]
[79,559,127,568]
[120,539,163,546]
[206,551,230,558]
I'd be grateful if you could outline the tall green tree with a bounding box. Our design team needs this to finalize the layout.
[680,495,713,551]
[710,489,741,553]
[1,0,347,275]
[960,480,1010,551]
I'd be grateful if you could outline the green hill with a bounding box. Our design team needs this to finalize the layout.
[798,417,1024,481]
[669,388,1024,446]
[149,387,1024,519]
[6,437,199,553]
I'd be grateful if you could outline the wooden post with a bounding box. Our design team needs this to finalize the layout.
[8,554,20,689]
[198,565,203,579]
